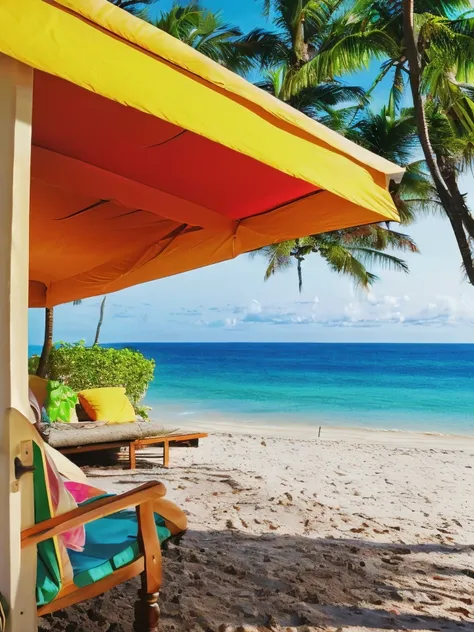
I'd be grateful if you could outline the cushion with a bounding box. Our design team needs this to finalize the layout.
[78,387,136,424]
[68,503,171,588]
[48,421,171,449]
[29,375,48,410]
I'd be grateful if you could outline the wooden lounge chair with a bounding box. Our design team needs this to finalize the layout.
[48,422,208,469]
[14,410,186,631]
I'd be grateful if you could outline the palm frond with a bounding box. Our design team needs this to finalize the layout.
[251,241,296,280]
[150,2,279,74]
[110,0,156,16]
[287,82,367,118]
[319,244,379,288]
[290,29,397,94]
[234,29,289,69]
[345,247,410,273]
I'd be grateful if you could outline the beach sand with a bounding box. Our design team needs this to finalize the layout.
[39,425,474,632]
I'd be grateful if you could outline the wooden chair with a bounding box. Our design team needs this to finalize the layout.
[14,411,186,631]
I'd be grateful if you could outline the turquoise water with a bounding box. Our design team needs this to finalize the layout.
[29,343,474,434]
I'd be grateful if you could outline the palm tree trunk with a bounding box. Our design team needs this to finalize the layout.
[293,2,307,66]
[437,157,474,238]
[36,307,54,378]
[93,296,107,346]
[297,257,303,293]
[402,0,474,285]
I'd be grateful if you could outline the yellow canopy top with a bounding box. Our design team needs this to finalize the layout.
[0,0,403,307]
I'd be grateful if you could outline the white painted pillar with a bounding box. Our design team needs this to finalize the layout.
[0,54,37,631]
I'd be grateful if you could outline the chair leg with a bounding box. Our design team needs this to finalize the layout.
[134,589,160,632]
[135,501,162,631]
[172,531,185,547]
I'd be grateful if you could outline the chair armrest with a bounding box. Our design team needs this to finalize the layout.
[21,481,166,549]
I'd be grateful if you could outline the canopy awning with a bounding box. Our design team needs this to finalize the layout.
[0,0,403,308]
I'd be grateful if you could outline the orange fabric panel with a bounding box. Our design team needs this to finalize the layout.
[42,192,382,307]
[29,281,47,308]
[33,72,318,220]
[32,147,230,229]
[29,179,183,285]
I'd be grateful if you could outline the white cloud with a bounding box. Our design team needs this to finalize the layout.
[193,292,474,330]
[249,300,262,314]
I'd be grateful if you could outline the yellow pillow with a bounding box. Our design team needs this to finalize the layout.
[78,387,136,424]
[29,375,48,410]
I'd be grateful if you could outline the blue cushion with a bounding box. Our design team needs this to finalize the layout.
[68,498,171,588]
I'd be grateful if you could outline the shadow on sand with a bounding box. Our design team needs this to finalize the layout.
[39,525,474,632]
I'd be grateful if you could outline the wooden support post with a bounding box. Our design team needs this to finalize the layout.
[129,442,136,470]
[0,55,36,631]
[162,440,170,469]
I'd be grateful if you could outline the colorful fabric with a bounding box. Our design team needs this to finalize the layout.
[64,480,105,504]
[44,449,85,553]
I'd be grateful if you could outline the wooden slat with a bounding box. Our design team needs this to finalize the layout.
[60,440,128,454]
[22,481,166,547]
[135,432,208,447]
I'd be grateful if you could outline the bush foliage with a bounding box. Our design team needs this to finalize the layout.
[29,342,155,419]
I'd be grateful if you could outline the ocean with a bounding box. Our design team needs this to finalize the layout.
[29,343,474,434]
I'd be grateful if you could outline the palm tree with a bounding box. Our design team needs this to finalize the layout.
[73,297,108,346]
[146,2,281,75]
[93,297,107,346]
[344,0,474,284]
[249,3,418,290]
[345,106,440,223]
[256,65,367,117]
[402,0,474,284]
[257,0,398,100]
[256,104,445,290]
[36,308,54,378]
[109,0,157,15]
[344,0,472,112]
[255,225,418,292]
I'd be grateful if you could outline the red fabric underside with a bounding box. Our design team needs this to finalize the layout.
[32,72,317,220]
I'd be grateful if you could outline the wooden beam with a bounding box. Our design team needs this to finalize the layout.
[0,55,35,631]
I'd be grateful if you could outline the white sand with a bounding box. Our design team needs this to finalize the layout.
[48,426,474,632]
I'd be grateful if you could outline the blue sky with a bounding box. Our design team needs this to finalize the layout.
[28,0,474,345]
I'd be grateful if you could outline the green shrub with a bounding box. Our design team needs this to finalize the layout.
[28,355,40,375]
[29,341,155,419]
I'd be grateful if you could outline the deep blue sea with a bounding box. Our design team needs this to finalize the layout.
[29,343,474,434]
